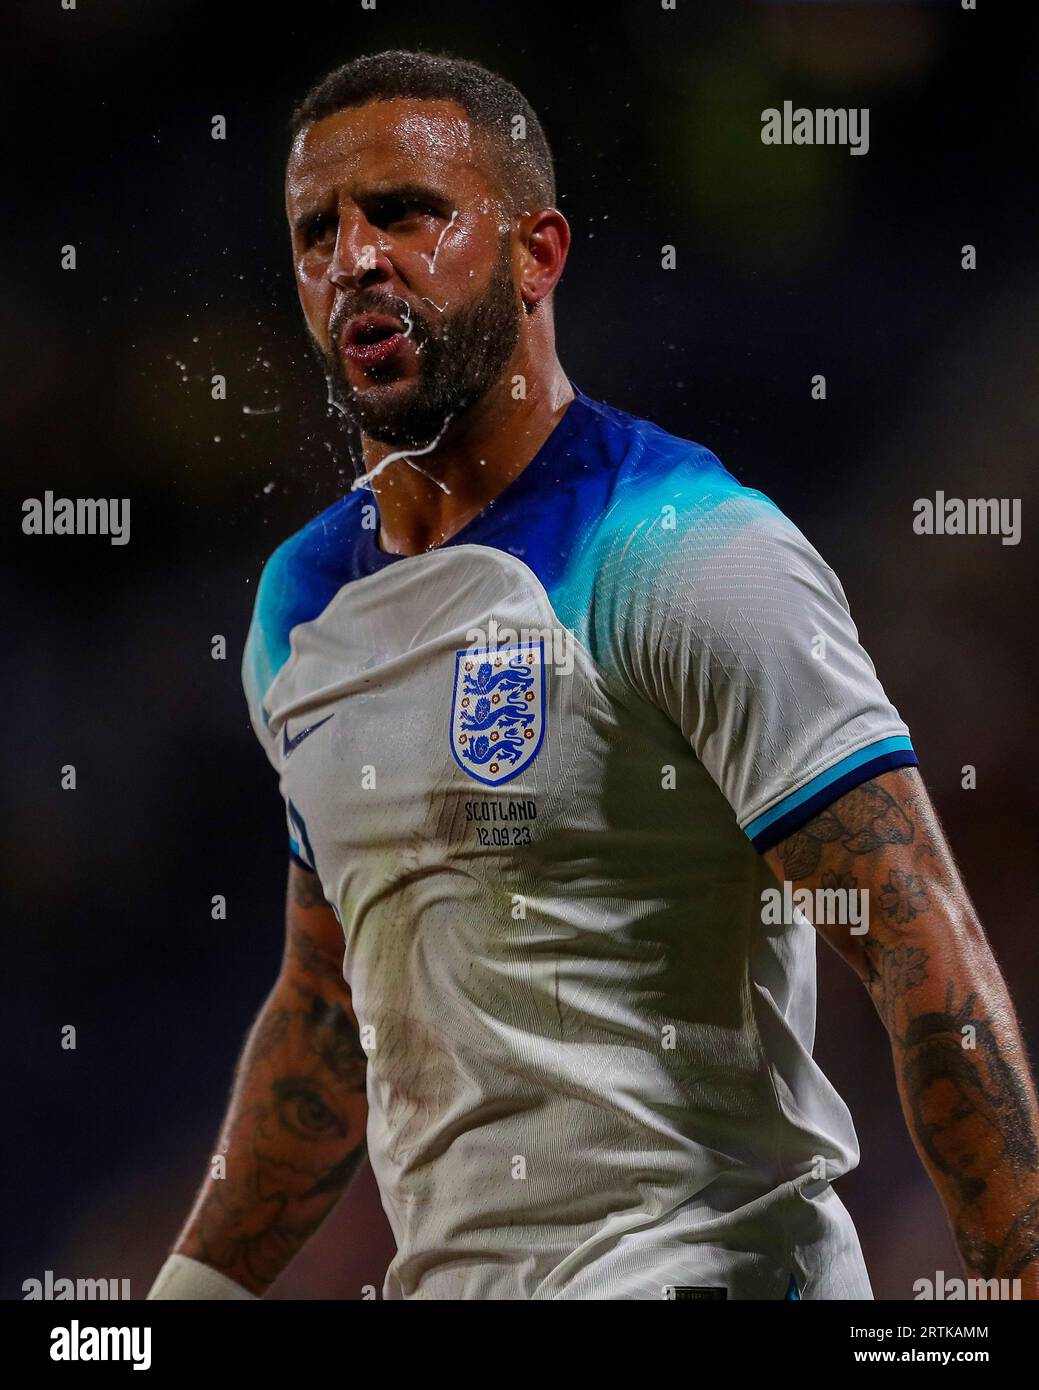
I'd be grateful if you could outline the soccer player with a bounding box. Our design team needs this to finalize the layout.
[149,51,1039,1301]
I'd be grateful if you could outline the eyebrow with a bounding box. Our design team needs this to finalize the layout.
[364,179,450,206]
[291,180,452,235]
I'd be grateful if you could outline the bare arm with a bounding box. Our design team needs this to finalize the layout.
[764,767,1039,1295]
[169,861,368,1296]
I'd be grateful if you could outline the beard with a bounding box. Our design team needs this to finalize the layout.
[314,234,521,450]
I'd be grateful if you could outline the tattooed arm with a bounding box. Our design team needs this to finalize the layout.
[764,767,1039,1296]
[168,861,369,1295]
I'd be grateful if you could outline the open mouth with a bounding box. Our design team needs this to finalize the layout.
[342,313,408,366]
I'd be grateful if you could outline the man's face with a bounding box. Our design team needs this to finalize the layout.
[286,98,522,448]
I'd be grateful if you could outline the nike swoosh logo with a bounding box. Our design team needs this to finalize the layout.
[282,713,335,757]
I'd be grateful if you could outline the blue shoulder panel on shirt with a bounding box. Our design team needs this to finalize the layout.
[244,489,372,716]
[542,391,786,675]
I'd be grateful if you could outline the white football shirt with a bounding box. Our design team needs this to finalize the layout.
[242,383,916,1299]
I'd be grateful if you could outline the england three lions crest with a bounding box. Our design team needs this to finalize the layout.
[451,641,546,786]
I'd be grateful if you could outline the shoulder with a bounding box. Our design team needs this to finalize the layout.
[576,400,824,607]
[243,491,369,721]
[557,397,852,690]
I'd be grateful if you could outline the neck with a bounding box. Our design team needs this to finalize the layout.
[358,348,573,557]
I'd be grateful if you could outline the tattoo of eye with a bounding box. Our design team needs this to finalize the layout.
[775,779,914,879]
[879,868,930,925]
[272,1077,346,1141]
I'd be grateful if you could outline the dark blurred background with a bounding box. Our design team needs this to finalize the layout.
[3,0,1035,1300]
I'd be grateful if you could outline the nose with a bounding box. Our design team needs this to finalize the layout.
[327,210,393,293]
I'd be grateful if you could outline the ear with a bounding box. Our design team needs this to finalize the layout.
[518,208,570,311]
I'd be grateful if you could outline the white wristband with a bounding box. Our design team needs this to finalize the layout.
[146,1253,258,1300]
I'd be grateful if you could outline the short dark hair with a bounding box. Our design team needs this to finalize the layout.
[289,49,556,216]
